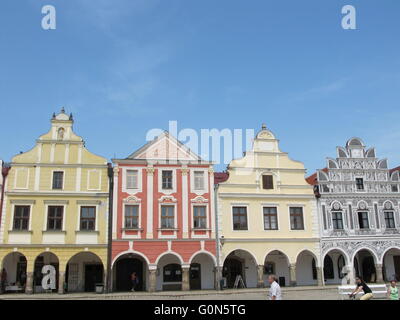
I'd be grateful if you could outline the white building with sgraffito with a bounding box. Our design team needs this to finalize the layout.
[307,138,400,284]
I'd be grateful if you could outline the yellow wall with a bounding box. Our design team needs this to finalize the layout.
[0,111,109,269]
[218,126,320,267]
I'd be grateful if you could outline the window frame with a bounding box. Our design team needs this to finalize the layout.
[47,206,64,231]
[262,175,274,190]
[232,206,248,231]
[193,171,205,191]
[124,204,140,229]
[52,171,64,190]
[80,206,97,231]
[126,169,139,190]
[357,211,370,229]
[161,170,173,190]
[355,178,364,191]
[160,205,175,229]
[13,205,30,231]
[193,205,207,229]
[384,211,396,229]
[289,206,305,230]
[331,211,344,230]
[263,206,278,230]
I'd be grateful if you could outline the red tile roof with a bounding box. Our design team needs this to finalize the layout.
[214,172,229,185]
[306,168,328,186]
[390,166,400,174]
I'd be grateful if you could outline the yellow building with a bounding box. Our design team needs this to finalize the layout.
[217,124,322,288]
[0,109,109,294]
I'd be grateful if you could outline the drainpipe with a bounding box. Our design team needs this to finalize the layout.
[106,163,114,293]
[214,183,222,290]
[0,164,10,227]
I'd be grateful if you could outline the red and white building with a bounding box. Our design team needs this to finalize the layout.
[111,132,216,291]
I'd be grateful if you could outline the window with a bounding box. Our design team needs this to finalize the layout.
[384,211,396,229]
[263,207,278,230]
[125,205,139,229]
[356,178,364,191]
[290,207,304,230]
[323,256,334,279]
[193,206,207,229]
[163,264,182,282]
[13,206,30,230]
[392,185,399,193]
[52,171,64,190]
[332,211,344,230]
[194,171,205,190]
[80,206,96,231]
[161,205,175,229]
[358,211,369,229]
[162,170,173,189]
[262,175,274,190]
[47,206,63,230]
[232,206,248,230]
[126,170,138,189]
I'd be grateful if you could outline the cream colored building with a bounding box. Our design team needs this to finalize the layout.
[216,124,321,288]
[0,109,109,294]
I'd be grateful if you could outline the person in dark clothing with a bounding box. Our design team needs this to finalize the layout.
[0,268,7,293]
[130,272,138,292]
[349,277,373,300]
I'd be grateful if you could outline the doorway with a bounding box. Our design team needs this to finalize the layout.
[223,258,243,288]
[115,258,144,291]
[190,263,201,290]
[84,264,103,292]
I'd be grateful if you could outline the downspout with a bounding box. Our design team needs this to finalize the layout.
[214,183,221,290]
[106,163,114,293]
[0,165,10,228]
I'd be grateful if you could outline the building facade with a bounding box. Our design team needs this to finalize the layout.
[0,109,109,294]
[216,125,321,288]
[307,138,400,284]
[111,132,216,292]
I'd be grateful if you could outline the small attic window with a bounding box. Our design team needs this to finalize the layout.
[57,127,65,140]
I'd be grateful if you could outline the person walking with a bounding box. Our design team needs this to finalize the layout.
[130,272,138,292]
[349,277,373,300]
[387,280,399,300]
[267,275,282,300]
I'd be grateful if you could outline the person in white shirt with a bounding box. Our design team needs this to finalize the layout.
[268,275,282,300]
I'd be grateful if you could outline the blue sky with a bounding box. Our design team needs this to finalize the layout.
[1,0,400,174]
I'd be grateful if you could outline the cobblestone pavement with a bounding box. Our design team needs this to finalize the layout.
[0,286,353,300]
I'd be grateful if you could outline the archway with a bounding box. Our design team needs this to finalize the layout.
[223,250,257,288]
[323,249,349,285]
[114,253,148,292]
[263,250,290,287]
[296,250,318,286]
[65,252,104,293]
[156,253,183,291]
[33,252,59,293]
[1,252,27,293]
[382,248,400,281]
[189,252,216,290]
[353,249,377,283]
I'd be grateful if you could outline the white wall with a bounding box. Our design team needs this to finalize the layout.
[192,254,215,289]
[296,253,317,286]
[263,252,290,287]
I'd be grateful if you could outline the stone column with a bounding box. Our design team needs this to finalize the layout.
[316,267,323,286]
[289,263,297,287]
[257,265,265,288]
[182,266,190,291]
[25,272,34,294]
[148,266,157,292]
[375,264,384,283]
[58,271,65,294]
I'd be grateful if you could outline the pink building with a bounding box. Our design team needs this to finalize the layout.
[111,132,216,291]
